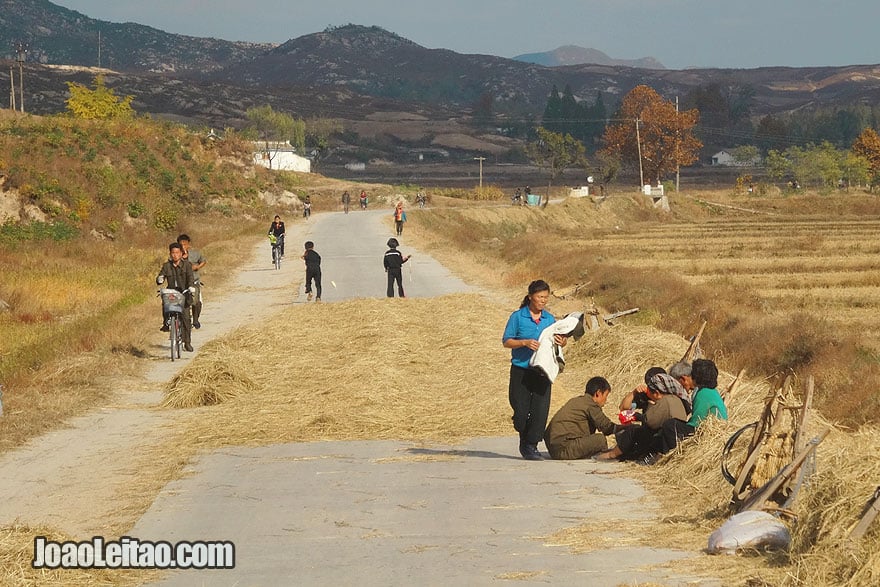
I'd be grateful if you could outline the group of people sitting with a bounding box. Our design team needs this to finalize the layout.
[544,359,728,465]
[502,279,729,464]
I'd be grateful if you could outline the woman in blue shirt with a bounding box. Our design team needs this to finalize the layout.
[502,280,568,460]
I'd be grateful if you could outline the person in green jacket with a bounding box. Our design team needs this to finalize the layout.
[544,376,616,460]
[687,358,728,427]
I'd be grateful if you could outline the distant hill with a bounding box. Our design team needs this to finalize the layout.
[0,0,272,73]
[513,45,665,69]
[6,4,880,166]
[202,25,880,118]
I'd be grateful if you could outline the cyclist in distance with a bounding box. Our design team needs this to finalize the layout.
[268,215,286,260]
[157,242,195,352]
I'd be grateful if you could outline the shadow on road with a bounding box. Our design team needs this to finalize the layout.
[404,447,520,460]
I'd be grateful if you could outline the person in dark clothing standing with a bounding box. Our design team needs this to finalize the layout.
[302,241,322,302]
[383,237,411,298]
[502,279,568,460]
[156,242,195,352]
[268,215,285,260]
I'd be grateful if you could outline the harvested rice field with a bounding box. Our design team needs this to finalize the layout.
[583,216,880,348]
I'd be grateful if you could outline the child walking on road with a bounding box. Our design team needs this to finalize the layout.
[302,241,322,302]
[383,237,411,298]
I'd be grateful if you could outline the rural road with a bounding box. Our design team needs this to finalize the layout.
[1,208,716,586]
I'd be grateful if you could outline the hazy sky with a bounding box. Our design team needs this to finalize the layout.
[52,0,880,70]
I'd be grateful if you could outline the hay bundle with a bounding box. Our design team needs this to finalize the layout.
[749,392,798,493]
[0,523,158,586]
[162,338,258,408]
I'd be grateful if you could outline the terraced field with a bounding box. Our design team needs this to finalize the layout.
[583,216,880,350]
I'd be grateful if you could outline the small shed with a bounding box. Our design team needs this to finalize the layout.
[712,150,735,166]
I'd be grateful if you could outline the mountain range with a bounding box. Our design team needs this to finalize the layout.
[513,45,665,69]
[4,0,880,166]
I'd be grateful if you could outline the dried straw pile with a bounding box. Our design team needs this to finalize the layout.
[0,523,157,587]
[162,340,258,408]
[164,294,516,446]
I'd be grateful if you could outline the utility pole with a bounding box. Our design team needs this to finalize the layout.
[9,65,14,111]
[14,41,27,113]
[635,118,644,189]
[98,30,101,68]
[474,156,486,190]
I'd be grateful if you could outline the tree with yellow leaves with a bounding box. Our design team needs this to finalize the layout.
[65,75,134,120]
[600,85,701,185]
[851,128,880,189]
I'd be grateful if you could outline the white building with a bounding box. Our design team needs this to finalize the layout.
[712,150,761,167]
[253,141,311,173]
[711,150,736,166]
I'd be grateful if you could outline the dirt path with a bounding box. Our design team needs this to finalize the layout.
[0,223,311,537]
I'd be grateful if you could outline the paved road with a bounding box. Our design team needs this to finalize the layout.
[292,208,473,301]
[132,209,715,587]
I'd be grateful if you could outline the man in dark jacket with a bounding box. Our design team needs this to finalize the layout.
[157,242,195,352]
[544,376,616,460]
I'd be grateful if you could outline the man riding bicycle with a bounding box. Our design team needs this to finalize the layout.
[156,242,195,352]
[268,215,286,261]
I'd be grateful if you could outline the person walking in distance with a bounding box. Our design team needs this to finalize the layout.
[393,201,407,236]
[268,215,285,260]
[177,234,206,329]
[302,241,322,302]
[383,237,411,298]
[341,190,351,214]
[502,279,568,460]
[157,242,195,352]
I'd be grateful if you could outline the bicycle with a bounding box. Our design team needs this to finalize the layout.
[159,288,187,361]
[269,233,284,270]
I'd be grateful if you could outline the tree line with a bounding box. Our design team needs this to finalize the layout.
[523,82,880,194]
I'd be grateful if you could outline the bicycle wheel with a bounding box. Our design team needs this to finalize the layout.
[274,246,281,270]
[169,316,179,360]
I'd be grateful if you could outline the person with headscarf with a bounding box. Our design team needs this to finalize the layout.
[595,372,689,463]
[650,358,728,457]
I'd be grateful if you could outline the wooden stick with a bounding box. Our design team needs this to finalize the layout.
[721,368,746,403]
[794,376,814,457]
[681,320,707,363]
[603,307,639,324]
[849,487,880,541]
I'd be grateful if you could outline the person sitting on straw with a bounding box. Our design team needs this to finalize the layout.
[544,376,617,460]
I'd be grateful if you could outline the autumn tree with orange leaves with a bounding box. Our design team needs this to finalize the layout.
[852,128,880,188]
[600,85,702,185]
